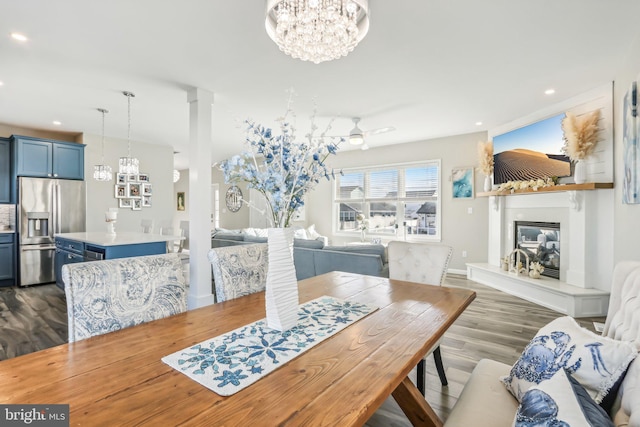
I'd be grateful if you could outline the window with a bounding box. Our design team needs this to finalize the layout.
[334,161,441,240]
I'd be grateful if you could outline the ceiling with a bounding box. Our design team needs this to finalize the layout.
[1,1,639,170]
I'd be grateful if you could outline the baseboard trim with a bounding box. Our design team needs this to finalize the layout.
[448,268,467,276]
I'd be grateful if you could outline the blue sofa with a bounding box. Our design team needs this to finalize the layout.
[211,233,388,279]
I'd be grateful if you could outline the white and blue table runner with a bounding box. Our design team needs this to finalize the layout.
[162,296,378,396]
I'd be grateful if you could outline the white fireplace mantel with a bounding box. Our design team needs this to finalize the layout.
[468,187,613,317]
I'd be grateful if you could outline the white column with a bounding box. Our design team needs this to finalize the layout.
[187,88,215,309]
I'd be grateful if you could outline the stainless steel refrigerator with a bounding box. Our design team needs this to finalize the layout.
[18,177,86,286]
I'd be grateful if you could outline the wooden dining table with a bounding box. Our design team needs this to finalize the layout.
[0,271,475,426]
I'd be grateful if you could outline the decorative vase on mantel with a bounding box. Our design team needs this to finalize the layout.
[573,159,587,184]
[265,227,299,331]
[483,175,492,192]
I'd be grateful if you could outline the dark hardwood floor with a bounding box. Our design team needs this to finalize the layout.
[0,276,605,426]
[0,284,67,360]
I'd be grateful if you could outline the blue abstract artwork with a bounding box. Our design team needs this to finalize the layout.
[623,81,639,204]
[452,167,474,198]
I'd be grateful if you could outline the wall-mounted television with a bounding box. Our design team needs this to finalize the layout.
[493,113,571,185]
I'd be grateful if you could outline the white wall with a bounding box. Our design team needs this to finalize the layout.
[306,132,490,272]
[0,123,80,143]
[614,32,640,263]
[211,167,250,230]
[83,133,174,233]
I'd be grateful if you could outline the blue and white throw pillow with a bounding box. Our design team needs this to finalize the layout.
[513,368,614,427]
[503,316,637,403]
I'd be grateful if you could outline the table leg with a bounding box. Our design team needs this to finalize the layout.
[392,376,443,427]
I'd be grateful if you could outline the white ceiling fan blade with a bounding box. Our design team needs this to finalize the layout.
[363,126,396,136]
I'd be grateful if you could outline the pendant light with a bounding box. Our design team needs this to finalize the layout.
[118,91,139,174]
[93,108,113,181]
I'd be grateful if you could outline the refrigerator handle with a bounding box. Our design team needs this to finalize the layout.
[53,182,59,237]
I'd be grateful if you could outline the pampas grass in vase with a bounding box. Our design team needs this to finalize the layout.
[477,140,494,191]
[562,110,601,184]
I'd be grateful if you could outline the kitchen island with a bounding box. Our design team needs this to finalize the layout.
[54,232,183,289]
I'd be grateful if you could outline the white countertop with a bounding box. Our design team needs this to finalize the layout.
[55,232,184,247]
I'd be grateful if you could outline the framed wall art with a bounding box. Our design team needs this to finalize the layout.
[452,167,474,199]
[177,192,186,211]
[116,173,127,185]
[623,80,639,204]
[119,199,132,208]
[115,185,127,198]
[127,183,142,198]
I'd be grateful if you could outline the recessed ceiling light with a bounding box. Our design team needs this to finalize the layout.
[475,121,483,126]
[0,81,4,86]
[52,121,62,126]
[10,32,28,42]
[545,89,555,95]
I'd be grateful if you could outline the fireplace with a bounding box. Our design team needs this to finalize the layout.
[514,221,560,279]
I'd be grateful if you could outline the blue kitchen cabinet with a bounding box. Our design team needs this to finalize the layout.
[53,142,84,180]
[14,137,53,178]
[13,136,85,180]
[0,234,15,286]
[0,138,10,203]
[54,236,167,289]
[55,238,85,289]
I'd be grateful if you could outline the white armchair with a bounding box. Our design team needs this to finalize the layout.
[388,240,453,394]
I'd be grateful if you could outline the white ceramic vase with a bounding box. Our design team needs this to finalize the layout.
[265,227,299,331]
[574,160,587,184]
[484,175,492,192]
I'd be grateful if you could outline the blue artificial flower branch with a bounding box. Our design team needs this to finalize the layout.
[221,91,343,228]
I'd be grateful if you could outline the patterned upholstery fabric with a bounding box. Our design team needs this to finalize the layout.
[62,254,187,343]
[603,261,640,426]
[387,241,452,285]
[207,244,269,303]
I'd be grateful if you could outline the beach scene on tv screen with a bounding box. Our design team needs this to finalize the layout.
[493,113,570,184]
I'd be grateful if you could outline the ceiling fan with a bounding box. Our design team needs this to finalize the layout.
[344,117,395,149]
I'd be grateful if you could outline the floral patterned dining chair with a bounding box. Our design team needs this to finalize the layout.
[62,253,187,342]
[207,243,268,303]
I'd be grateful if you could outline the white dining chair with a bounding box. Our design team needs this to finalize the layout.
[159,221,175,253]
[177,220,189,254]
[387,240,453,394]
[141,219,154,233]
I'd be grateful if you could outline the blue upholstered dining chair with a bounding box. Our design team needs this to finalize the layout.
[62,253,187,343]
[387,240,453,394]
[207,243,268,303]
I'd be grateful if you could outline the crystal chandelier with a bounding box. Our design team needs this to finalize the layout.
[265,0,370,64]
[118,91,139,174]
[93,108,113,182]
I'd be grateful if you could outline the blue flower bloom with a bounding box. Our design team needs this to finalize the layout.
[219,97,342,227]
